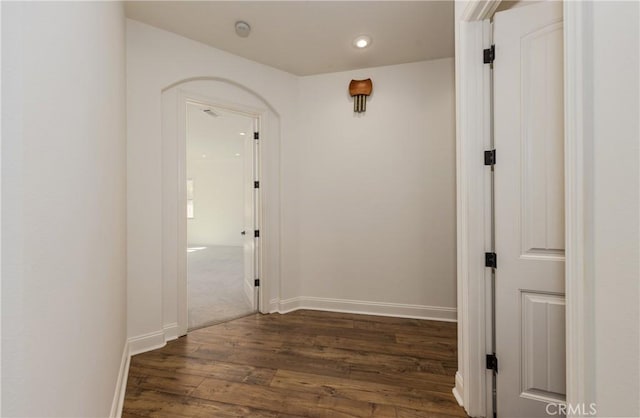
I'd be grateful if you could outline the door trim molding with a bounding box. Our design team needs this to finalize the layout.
[455,1,498,416]
[564,1,593,413]
[460,1,501,22]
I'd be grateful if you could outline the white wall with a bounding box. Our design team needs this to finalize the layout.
[589,2,639,416]
[187,160,244,246]
[1,2,127,417]
[288,59,457,319]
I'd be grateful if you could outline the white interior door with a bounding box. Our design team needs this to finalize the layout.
[242,121,257,309]
[493,2,565,417]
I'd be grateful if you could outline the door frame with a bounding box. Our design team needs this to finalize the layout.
[455,1,592,416]
[176,90,264,335]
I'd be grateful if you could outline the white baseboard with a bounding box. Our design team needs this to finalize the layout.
[163,322,179,342]
[453,371,464,407]
[109,340,131,418]
[128,329,166,356]
[273,296,457,322]
[269,297,279,313]
[127,323,183,358]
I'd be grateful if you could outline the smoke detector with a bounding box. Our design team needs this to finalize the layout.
[235,21,251,38]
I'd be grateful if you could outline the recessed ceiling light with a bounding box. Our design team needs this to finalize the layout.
[353,35,372,49]
[202,154,206,158]
[239,132,246,136]
[235,153,241,157]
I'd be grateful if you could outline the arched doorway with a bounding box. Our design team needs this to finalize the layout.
[160,78,281,336]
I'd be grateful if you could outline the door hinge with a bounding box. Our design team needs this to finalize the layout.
[486,354,498,373]
[254,229,260,238]
[484,149,496,166]
[485,252,497,268]
[483,45,495,64]
[254,279,260,286]
[254,132,259,140]
[254,181,260,189]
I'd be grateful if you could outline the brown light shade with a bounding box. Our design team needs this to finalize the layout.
[349,79,373,97]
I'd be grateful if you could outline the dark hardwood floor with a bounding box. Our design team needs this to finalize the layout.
[122,310,467,417]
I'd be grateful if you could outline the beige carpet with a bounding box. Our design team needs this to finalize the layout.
[187,245,254,330]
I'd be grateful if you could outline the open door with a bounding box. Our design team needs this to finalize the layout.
[242,119,258,310]
[493,2,566,416]
[184,103,260,330]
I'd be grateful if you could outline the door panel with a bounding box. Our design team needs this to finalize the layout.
[521,292,566,402]
[520,20,565,259]
[494,2,565,416]
[243,123,256,309]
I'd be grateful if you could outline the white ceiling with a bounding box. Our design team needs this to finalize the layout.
[125,1,454,76]
[186,103,254,163]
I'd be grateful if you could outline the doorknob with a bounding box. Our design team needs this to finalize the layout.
[241,231,246,235]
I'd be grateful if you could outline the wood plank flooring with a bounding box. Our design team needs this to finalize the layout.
[122,310,467,418]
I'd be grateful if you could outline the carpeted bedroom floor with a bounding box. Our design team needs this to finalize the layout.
[187,245,254,330]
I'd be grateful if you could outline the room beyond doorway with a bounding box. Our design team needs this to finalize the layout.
[187,245,251,329]
[186,102,258,330]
